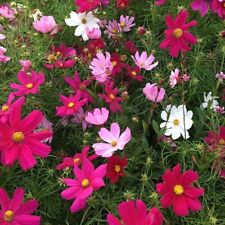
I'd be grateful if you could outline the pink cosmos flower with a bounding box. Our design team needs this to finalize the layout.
[65,71,93,103]
[131,51,158,71]
[160,10,197,58]
[0,33,5,40]
[19,60,32,71]
[0,94,25,123]
[191,0,212,16]
[0,46,10,63]
[85,108,109,125]
[105,20,122,39]
[10,70,45,96]
[155,0,167,5]
[0,105,52,170]
[212,0,225,19]
[89,52,113,83]
[143,83,165,103]
[44,44,76,69]
[56,146,98,170]
[56,93,88,117]
[61,159,107,213]
[92,122,131,157]
[170,68,180,88]
[75,0,101,13]
[0,188,40,225]
[0,4,16,20]
[156,164,204,216]
[99,81,122,113]
[119,15,135,32]
[107,200,164,225]
[71,107,90,131]
[86,27,101,39]
[33,16,59,35]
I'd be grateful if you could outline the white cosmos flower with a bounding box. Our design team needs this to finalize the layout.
[201,92,219,109]
[160,104,193,140]
[65,11,100,41]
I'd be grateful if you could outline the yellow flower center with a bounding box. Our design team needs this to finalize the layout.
[109,94,115,100]
[82,18,87,24]
[79,84,86,90]
[12,132,24,143]
[112,61,117,66]
[219,139,225,145]
[26,83,33,89]
[120,22,126,27]
[67,102,75,108]
[81,178,90,188]
[111,140,117,147]
[131,71,137,76]
[174,185,184,195]
[73,157,80,164]
[173,28,183,38]
[114,165,121,173]
[47,54,57,62]
[1,105,9,112]
[112,29,117,34]
[173,119,180,126]
[4,210,14,222]
[120,2,125,8]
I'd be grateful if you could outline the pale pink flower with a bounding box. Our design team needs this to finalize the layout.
[33,16,59,35]
[89,52,113,83]
[119,15,135,32]
[86,27,101,39]
[85,108,109,125]
[0,46,10,63]
[92,123,131,157]
[19,59,32,71]
[0,4,16,20]
[143,83,165,103]
[170,68,180,88]
[131,51,158,71]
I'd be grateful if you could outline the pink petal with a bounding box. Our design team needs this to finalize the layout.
[0,188,10,211]
[16,200,39,215]
[14,215,40,225]
[11,188,24,212]
[70,198,87,213]
[107,213,122,225]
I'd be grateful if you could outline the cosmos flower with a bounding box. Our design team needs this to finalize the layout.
[0,46,10,63]
[212,0,225,19]
[170,68,180,88]
[143,83,165,103]
[191,0,212,16]
[85,108,109,125]
[119,15,135,32]
[75,0,101,13]
[201,92,219,109]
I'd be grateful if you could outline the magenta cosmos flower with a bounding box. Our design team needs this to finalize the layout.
[156,164,204,216]
[33,16,59,35]
[0,94,25,123]
[99,81,122,113]
[212,0,225,19]
[10,70,45,96]
[0,106,52,170]
[75,0,101,13]
[191,0,212,16]
[131,51,158,71]
[160,10,197,58]
[89,52,113,83]
[85,108,109,125]
[56,145,97,170]
[65,71,93,103]
[56,92,87,117]
[92,122,131,157]
[107,200,163,225]
[0,188,40,225]
[143,83,165,103]
[44,44,76,69]
[61,159,107,213]
[155,0,167,5]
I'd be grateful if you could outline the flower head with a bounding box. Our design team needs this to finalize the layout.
[0,4,16,20]
[156,164,204,216]
[61,159,106,213]
[191,0,212,16]
[170,68,180,88]
[86,27,101,39]
[212,0,225,19]
[0,46,10,63]
[92,122,131,157]
[201,92,219,109]
[75,0,101,13]
[119,15,135,32]
[85,108,109,125]
[0,188,40,225]
[143,83,165,103]
[107,199,163,225]
[160,10,197,58]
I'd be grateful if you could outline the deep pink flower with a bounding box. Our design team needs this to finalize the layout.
[75,0,101,13]
[65,71,93,103]
[156,164,204,216]
[56,93,88,117]
[107,200,163,225]
[155,0,167,5]
[89,52,113,83]
[160,10,197,58]
[116,0,129,9]
[10,70,45,96]
[124,41,138,54]
[0,105,52,170]
[99,81,122,113]
[0,188,40,225]
[131,51,158,71]
[125,65,143,81]
[44,44,76,69]
[111,52,125,76]
[56,146,98,170]
[0,46,10,63]
[33,16,59,35]
[85,108,109,125]
[92,122,131,157]
[61,159,107,213]
[0,94,25,123]
[0,4,16,20]
[212,0,225,19]
[143,83,165,103]
[191,0,212,16]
